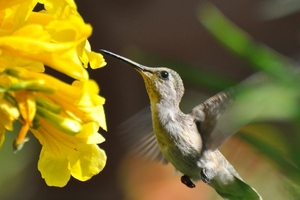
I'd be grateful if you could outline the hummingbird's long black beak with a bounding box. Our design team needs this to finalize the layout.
[100,49,145,71]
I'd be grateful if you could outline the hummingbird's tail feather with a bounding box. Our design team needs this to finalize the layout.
[202,150,262,200]
[213,176,262,200]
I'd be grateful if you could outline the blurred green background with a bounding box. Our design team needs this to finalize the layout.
[1,0,300,199]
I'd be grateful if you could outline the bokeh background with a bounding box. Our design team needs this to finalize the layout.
[1,0,300,199]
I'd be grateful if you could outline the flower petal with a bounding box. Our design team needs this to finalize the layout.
[39,0,78,18]
[38,147,71,187]
[78,40,106,69]
[0,19,91,80]
[15,90,36,122]
[76,122,105,144]
[0,98,19,131]
[0,126,5,147]
[69,144,106,181]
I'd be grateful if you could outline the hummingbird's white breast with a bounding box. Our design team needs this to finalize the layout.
[152,102,203,180]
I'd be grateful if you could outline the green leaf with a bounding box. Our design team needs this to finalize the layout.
[197,3,295,81]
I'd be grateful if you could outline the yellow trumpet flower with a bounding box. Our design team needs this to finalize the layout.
[0,0,107,187]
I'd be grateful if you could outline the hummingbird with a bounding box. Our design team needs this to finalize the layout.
[101,50,262,200]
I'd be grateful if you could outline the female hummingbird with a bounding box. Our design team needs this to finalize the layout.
[102,50,262,200]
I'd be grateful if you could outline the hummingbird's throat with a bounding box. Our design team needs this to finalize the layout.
[140,75,161,103]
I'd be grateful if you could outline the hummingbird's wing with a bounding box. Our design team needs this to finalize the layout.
[190,73,274,151]
[190,90,234,150]
[118,107,168,164]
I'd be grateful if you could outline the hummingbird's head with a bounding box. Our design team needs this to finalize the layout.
[138,67,184,105]
[101,50,184,106]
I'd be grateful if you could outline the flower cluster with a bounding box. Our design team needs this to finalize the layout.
[0,0,107,187]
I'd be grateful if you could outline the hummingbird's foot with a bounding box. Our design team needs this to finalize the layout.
[181,175,196,188]
[201,168,211,184]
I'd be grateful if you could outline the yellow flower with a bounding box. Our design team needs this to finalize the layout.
[0,95,19,146]
[0,0,107,187]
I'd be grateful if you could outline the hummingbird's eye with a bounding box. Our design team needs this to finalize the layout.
[160,71,169,79]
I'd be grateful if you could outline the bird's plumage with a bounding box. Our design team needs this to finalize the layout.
[102,50,262,200]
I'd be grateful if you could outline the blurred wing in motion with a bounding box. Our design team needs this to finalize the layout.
[118,107,168,164]
[190,72,298,151]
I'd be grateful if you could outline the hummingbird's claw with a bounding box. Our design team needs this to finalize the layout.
[181,175,196,188]
[201,168,211,184]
